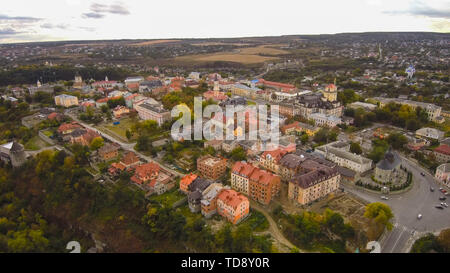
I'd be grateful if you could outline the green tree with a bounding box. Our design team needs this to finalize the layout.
[90,137,104,151]
[350,142,362,155]
[364,203,394,230]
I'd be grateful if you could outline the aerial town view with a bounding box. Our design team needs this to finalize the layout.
[0,0,449,268]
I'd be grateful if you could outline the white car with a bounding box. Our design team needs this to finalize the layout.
[381,196,389,200]
[417,214,422,220]
[441,203,448,208]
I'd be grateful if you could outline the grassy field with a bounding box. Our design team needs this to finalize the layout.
[129,40,181,46]
[24,136,51,151]
[103,118,135,141]
[150,188,185,208]
[174,44,289,64]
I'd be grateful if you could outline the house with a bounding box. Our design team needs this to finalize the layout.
[47,112,63,121]
[278,153,308,181]
[435,163,450,187]
[54,94,79,107]
[203,90,228,103]
[231,161,257,195]
[222,140,238,153]
[112,106,130,118]
[201,183,226,218]
[66,128,101,146]
[216,189,249,224]
[131,162,174,195]
[180,173,198,194]
[107,151,140,176]
[98,143,120,161]
[434,145,450,163]
[120,151,140,168]
[415,127,445,141]
[58,122,82,135]
[197,155,227,180]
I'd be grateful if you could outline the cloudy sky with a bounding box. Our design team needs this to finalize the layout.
[0,0,449,43]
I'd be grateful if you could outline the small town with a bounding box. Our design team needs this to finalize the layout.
[0,0,449,263]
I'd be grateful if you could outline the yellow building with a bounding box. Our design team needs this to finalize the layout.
[322,83,338,102]
[54,94,79,107]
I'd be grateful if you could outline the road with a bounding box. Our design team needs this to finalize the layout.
[65,109,183,178]
[342,155,450,253]
[250,200,296,251]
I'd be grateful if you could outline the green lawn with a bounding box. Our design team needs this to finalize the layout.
[238,209,269,232]
[104,118,136,140]
[24,136,51,151]
[150,188,185,208]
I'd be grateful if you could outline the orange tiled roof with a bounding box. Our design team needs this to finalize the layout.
[58,122,81,133]
[217,189,248,209]
[121,152,140,166]
[180,173,198,187]
[435,144,450,155]
[261,148,289,162]
[232,161,257,177]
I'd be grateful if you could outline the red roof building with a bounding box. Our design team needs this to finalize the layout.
[216,189,249,224]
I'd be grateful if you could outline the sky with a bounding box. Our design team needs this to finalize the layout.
[0,0,449,43]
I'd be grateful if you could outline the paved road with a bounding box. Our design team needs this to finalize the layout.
[250,200,296,251]
[342,155,450,253]
[65,110,183,178]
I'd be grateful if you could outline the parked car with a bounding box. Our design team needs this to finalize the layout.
[442,203,448,208]
[439,196,447,201]
[435,206,444,210]
[417,214,422,220]
[441,189,447,194]
[421,172,425,176]
[381,196,389,200]
[430,187,435,192]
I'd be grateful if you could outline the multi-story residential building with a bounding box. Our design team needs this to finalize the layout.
[316,143,372,173]
[134,102,171,126]
[373,97,442,122]
[288,164,340,205]
[231,161,256,195]
[125,76,144,91]
[347,101,377,111]
[259,148,289,174]
[415,127,445,141]
[201,183,226,218]
[435,163,450,187]
[197,155,227,180]
[309,113,342,128]
[434,144,450,163]
[278,153,307,181]
[249,168,281,205]
[187,177,213,213]
[54,94,79,107]
[216,189,250,224]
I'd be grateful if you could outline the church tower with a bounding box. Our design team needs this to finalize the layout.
[322,79,338,102]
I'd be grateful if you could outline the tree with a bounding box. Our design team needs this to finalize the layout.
[364,203,394,230]
[230,147,246,161]
[350,142,362,155]
[90,137,104,151]
[437,228,450,252]
[387,133,407,150]
[125,129,132,140]
[300,134,309,145]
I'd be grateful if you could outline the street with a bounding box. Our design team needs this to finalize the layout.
[342,155,450,253]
